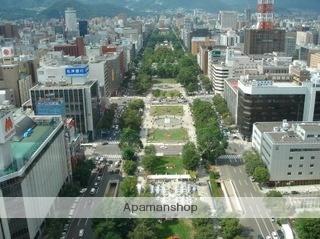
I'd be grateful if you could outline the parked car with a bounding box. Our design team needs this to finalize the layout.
[90,188,96,195]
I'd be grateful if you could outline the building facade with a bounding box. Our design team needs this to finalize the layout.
[252,121,320,184]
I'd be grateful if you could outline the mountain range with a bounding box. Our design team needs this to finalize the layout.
[0,0,319,20]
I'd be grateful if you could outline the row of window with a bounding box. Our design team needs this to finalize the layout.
[288,164,314,168]
[289,156,316,160]
[287,172,314,176]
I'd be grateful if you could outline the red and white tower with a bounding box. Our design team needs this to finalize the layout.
[257,0,274,30]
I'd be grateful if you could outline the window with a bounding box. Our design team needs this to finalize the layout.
[289,156,293,160]
[287,172,291,175]
[310,172,314,175]
[310,164,314,168]
[288,164,292,168]
[300,156,304,160]
[311,156,315,159]
[298,172,302,175]
[299,164,303,168]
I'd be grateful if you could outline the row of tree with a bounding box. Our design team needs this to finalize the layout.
[243,150,270,184]
[96,103,117,131]
[191,99,227,164]
[212,95,234,126]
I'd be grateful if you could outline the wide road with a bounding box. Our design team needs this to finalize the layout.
[66,166,122,239]
[217,155,279,239]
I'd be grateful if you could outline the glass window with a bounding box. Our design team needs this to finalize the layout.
[288,165,292,168]
[287,172,291,175]
[298,172,302,175]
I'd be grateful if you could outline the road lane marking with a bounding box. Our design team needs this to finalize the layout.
[238,180,242,186]
[249,206,265,237]
[239,168,243,174]
[233,168,237,174]
[85,218,89,226]
[244,180,249,186]
[77,218,81,226]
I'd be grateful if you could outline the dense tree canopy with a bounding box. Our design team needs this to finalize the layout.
[182,142,200,170]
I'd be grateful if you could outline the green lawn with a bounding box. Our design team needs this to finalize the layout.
[150,106,184,116]
[148,128,188,142]
[153,156,185,174]
[153,78,177,84]
[156,219,194,239]
[209,173,223,197]
[152,89,181,98]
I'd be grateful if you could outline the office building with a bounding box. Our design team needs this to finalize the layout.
[236,74,320,139]
[252,120,320,184]
[285,32,297,57]
[53,37,85,57]
[0,111,69,239]
[219,11,238,30]
[79,20,88,37]
[191,37,215,55]
[0,24,19,38]
[296,31,314,46]
[220,30,240,47]
[65,8,78,33]
[244,29,285,55]
[309,52,320,69]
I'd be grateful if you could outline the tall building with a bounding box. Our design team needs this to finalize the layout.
[191,37,215,55]
[244,29,285,55]
[0,111,69,239]
[0,23,19,38]
[285,32,297,57]
[235,74,320,139]
[65,8,78,33]
[220,30,240,47]
[219,11,238,30]
[79,20,88,37]
[296,31,314,46]
[252,121,320,184]
[244,0,285,55]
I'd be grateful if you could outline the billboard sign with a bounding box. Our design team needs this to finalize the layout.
[1,47,14,57]
[0,112,16,143]
[65,65,89,77]
[211,50,221,57]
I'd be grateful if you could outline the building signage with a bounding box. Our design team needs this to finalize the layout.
[65,65,89,77]
[1,47,14,57]
[211,50,221,57]
[0,112,16,143]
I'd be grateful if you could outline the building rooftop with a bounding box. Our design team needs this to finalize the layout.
[254,121,320,145]
[0,116,63,181]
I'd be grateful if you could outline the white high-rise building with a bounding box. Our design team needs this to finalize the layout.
[65,8,78,32]
[219,11,238,30]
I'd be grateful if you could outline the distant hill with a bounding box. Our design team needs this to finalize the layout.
[40,0,133,19]
[0,0,132,20]
[81,0,320,12]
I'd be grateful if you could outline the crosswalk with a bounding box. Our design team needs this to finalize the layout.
[104,154,122,160]
[217,154,242,164]
[107,140,119,145]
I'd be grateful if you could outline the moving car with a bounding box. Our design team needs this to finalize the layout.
[90,188,96,195]
[79,229,84,237]
[271,231,279,239]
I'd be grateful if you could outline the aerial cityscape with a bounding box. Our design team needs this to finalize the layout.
[0,0,320,238]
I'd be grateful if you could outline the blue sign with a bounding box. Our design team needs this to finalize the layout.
[65,65,89,77]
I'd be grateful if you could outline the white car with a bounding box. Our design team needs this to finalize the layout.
[271,231,279,239]
[266,236,272,239]
[79,229,84,237]
[80,188,87,194]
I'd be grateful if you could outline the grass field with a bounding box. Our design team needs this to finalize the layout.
[157,219,194,239]
[148,128,188,142]
[153,156,185,174]
[153,78,178,84]
[152,89,181,98]
[150,105,184,116]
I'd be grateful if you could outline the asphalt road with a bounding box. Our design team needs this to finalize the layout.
[155,144,183,155]
[217,155,279,239]
[66,165,122,239]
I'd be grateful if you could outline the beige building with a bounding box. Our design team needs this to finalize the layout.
[191,37,215,55]
[310,52,320,69]
[296,31,314,46]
